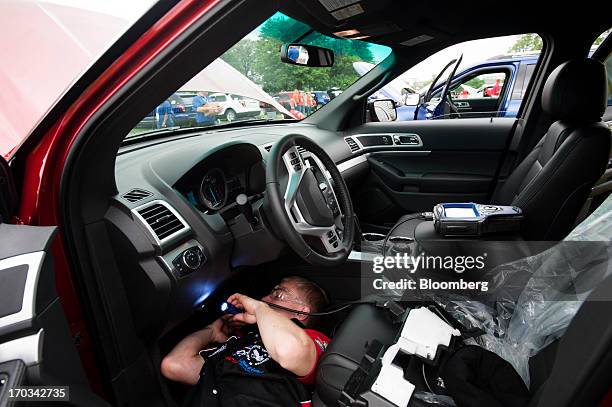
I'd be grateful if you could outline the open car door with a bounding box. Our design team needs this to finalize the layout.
[0,157,109,406]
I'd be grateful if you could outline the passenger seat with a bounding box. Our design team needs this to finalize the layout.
[392,58,611,241]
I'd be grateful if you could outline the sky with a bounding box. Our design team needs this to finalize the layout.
[42,0,156,20]
[401,35,521,83]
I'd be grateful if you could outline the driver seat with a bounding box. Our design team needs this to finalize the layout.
[391,58,610,241]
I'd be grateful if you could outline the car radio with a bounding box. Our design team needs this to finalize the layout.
[433,203,523,237]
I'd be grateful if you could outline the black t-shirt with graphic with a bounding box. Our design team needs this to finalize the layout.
[184,328,329,407]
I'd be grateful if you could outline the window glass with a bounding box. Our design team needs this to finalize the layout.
[127,12,391,137]
[591,29,611,107]
[367,34,541,122]
[521,64,536,99]
[449,72,507,100]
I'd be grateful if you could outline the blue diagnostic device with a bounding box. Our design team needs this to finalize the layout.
[220,301,244,315]
[433,203,523,237]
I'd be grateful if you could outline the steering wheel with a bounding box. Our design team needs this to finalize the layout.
[265,134,355,267]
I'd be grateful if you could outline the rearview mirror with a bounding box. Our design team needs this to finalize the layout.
[368,99,397,122]
[280,44,334,67]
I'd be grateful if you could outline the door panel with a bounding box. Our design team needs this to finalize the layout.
[0,223,110,406]
[453,97,501,117]
[348,118,516,225]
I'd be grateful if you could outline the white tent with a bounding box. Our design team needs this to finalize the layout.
[179,59,292,117]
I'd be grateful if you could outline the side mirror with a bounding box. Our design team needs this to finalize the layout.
[280,44,334,67]
[368,99,397,122]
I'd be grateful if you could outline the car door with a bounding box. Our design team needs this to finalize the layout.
[432,66,514,119]
[347,117,518,227]
[351,35,544,228]
[0,158,109,407]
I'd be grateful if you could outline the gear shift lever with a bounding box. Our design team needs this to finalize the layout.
[236,193,258,227]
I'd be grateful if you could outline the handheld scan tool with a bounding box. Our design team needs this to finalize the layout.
[433,203,523,237]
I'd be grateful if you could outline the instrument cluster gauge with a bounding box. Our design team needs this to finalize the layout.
[199,168,227,210]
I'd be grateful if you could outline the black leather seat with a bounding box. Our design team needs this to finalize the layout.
[314,274,612,407]
[392,58,611,241]
[314,301,398,406]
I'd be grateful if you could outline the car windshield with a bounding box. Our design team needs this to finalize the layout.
[128,12,391,137]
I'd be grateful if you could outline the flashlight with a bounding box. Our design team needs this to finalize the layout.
[220,301,243,315]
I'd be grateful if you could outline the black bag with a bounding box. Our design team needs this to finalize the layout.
[435,345,530,407]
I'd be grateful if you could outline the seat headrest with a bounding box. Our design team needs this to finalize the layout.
[541,58,607,122]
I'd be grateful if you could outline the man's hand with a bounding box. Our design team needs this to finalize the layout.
[226,293,267,325]
[220,314,246,332]
[226,292,316,377]
[209,318,231,343]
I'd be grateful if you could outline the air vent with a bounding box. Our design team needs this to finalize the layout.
[344,137,360,153]
[122,188,152,203]
[264,144,307,155]
[135,201,187,242]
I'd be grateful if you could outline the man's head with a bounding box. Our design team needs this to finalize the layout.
[197,90,209,97]
[261,276,329,327]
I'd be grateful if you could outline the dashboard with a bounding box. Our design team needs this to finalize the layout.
[173,143,266,216]
[109,124,369,338]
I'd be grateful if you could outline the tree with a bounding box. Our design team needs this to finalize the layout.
[464,77,485,90]
[258,12,374,63]
[220,39,257,79]
[593,29,611,46]
[508,34,543,53]
[218,12,375,96]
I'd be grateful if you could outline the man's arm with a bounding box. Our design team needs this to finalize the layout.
[227,294,317,377]
[161,318,228,385]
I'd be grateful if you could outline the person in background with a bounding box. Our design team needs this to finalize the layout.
[292,82,308,115]
[192,90,220,126]
[287,45,299,62]
[155,99,175,128]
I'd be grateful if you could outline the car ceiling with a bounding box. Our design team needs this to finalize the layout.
[280,0,609,51]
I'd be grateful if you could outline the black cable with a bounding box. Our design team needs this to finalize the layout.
[260,299,374,316]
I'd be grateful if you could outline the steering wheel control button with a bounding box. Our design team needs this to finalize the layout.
[172,246,205,277]
[290,152,297,159]
[293,164,302,171]
[327,230,334,238]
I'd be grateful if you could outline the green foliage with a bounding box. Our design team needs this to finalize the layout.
[259,13,310,43]
[464,77,485,89]
[220,12,373,94]
[593,29,611,46]
[508,34,543,53]
[221,39,257,78]
[251,38,360,93]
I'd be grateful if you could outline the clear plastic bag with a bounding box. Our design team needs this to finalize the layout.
[419,195,612,387]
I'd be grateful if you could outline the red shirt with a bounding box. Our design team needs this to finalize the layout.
[297,329,330,385]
